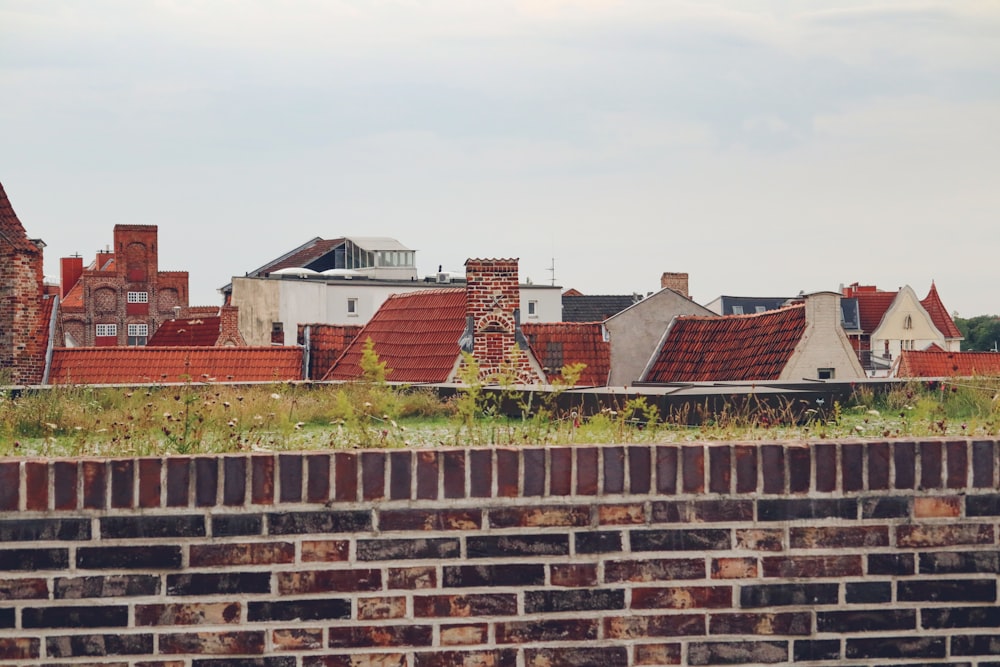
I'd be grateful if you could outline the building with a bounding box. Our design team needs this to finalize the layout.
[0,181,55,385]
[146,306,246,347]
[843,282,962,374]
[228,237,561,346]
[324,259,547,385]
[58,225,189,347]
[640,292,866,383]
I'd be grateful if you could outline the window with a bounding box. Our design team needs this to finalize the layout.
[902,339,914,351]
[347,298,358,316]
[127,323,148,346]
[731,305,744,315]
[755,306,766,314]
[96,323,117,337]
[127,291,149,303]
[528,300,538,318]
[903,314,913,330]
[818,368,835,380]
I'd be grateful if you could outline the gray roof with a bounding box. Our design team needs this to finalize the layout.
[562,294,642,322]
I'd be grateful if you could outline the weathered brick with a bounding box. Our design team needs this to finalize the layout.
[497,618,598,643]
[0,637,38,661]
[606,614,705,639]
[947,440,968,488]
[249,600,351,622]
[273,627,324,651]
[361,451,385,500]
[223,456,246,506]
[787,446,810,493]
[388,566,436,590]
[0,577,47,600]
[551,563,598,587]
[212,514,263,537]
[740,583,839,608]
[416,649,518,667]
[167,572,271,596]
[923,606,1000,628]
[867,441,890,490]
[53,460,78,510]
[761,445,785,494]
[920,550,999,574]
[306,454,330,503]
[653,500,753,523]
[914,495,961,517]
[100,515,205,539]
[578,447,598,495]
[952,634,1000,656]
[791,525,888,549]
[0,548,68,571]
[358,596,406,620]
[682,446,705,493]
[845,581,891,604]
[496,449,519,497]
[166,458,191,507]
[194,457,218,507]
[814,444,837,492]
[380,508,481,531]
[278,454,302,503]
[82,460,107,509]
[966,493,1000,516]
[631,529,731,552]
[711,558,758,579]
[598,503,645,525]
[0,462,18,511]
[896,523,994,547]
[972,440,996,488]
[357,537,460,561]
[525,588,625,613]
[190,542,294,567]
[605,558,704,583]
[389,450,412,500]
[657,446,678,494]
[334,452,358,502]
[846,636,945,660]
[22,605,128,628]
[414,594,517,618]
[629,446,652,494]
[159,631,265,655]
[919,441,943,489]
[470,449,493,498]
[524,448,546,496]
[861,495,909,518]
[25,461,48,511]
[735,529,783,551]
[267,511,371,535]
[604,446,625,494]
[415,452,439,500]
[251,455,275,505]
[898,579,996,602]
[301,540,349,563]
[895,441,916,489]
[277,570,381,594]
[842,443,863,492]
[525,647,627,667]
[488,506,588,528]
[868,553,915,575]
[688,641,787,665]
[440,624,488,646]
[46,633,154,658]
[77,546,182,570]
[762,555,863,578]
[793,639,841,662]
[138,459,162,508]
[444,564,545,587]
[758,498,856,521]
[136,603,241,626]
[576,531,623,554]
[443,450,466,499]
[329,625,433,648]
[709,612,811,635]
[550,448,572,496]
[631,586,732,610]
[55,575,159,599]
[467,534,569,558]
[818,609,915,632]
[0,518,90,542]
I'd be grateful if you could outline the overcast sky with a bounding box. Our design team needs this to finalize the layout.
[2,1,998,315]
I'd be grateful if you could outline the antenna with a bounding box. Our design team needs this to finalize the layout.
[547,257,557,286]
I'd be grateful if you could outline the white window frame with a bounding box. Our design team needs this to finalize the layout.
[96,323,117,337]
[528,300,538,318]
[732,305,744,315]
[127,291,149,304]
[127,323,148,337]
[347,297,359,316]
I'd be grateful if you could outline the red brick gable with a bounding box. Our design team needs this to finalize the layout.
[895,348,1000,378]
[643,305,807,383]
[48,347,303,384]
[521,322,609,386]
[323,288,467,383]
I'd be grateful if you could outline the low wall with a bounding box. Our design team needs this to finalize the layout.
[1,438,999,666]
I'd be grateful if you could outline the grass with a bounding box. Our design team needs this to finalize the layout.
[2,376,1000,458]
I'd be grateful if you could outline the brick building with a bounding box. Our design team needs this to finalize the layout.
[58,225,189,347]
[0,181,54,384]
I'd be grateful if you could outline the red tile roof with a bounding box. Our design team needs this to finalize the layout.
[921,282,962,339]
[323,288,467,383]
[48,347,303,384]
[643,305,807,383]
[853,291,898,333]
[895,349,1000,378]
[298,324,364,380]
[148,317,223,346]
[0,181,40,253]
[521,322,610,386]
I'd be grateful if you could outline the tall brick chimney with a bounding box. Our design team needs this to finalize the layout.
[216,305,247,347]
[60,256,84,298]
[660,272,690,299]
[460,258,543,384]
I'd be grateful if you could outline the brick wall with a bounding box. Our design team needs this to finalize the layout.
[1,438,999,665]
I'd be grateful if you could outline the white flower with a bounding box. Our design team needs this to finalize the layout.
[867,409,880,416]
[270,393,281,400]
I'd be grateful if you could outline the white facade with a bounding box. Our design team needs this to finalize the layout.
[232,275,562,346]
[870,285,958,362]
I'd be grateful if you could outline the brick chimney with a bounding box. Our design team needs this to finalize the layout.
[460,258,543,384]
[60,256,84,298]
[216,305,247,347]
[660,272,689,298]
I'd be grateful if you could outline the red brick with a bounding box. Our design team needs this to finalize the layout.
[53,460,78,510]
[709,446,731,494]
[629,446,652,494]
[301,540,350,562]
[790,526,889,549]
[272,627,323,651]
[682,446,704,493]
[599,503,645,525]
[158,631,263,654]
[920,441,943,489]
[788,446,810,493]
[814,444,837,492]
[631,586,732,609]
[946,440,968,488]
[762,555,863,578]
[388,566,437,590]
[897,523,994,547]
[605,614,706,638]
[551,563,598,587]
[138,459,162,508]
[440,623,488,646]
[470,449,493,498]
[361,452,386,500]
[306,454,330,503]
[24,461,47,511]
[358,596,406,620]
[443,450,466,499]
[278,569,381,594]
[735,446,757,493]
[657,446,678,494]
[334,452,358,501]
[136,603,241,626]
[635,643,681,665]
[577,447,598,495]
[761,445,784,494]
[735,529,784,551]
[82,460,107,509]
[712,557,758,579]
[913,496,961,518]
[190,542,295,567]
[550,447,572,496]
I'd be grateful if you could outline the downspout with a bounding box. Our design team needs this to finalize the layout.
[302,325,311,380]
[41,295,60,385]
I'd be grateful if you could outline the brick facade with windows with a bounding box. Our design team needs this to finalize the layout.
[0,181,50,384]
[58,224,189,347]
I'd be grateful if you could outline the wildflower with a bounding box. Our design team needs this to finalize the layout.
[163,412,172,420]
[854,425,864,432]
[294,422,306,430]
[45,423,57,430]
[222,401,231,409]
[228,419,238,427]
[866,409,880,416]
[271,393,281,400]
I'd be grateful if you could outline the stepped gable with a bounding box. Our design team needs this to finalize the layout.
[644,305,807,383]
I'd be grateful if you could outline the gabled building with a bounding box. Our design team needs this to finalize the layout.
[58,225,189,347]
[0,181,56,385]
[894,347,1000,378]
[228,237,561,345]
[603,275,714,387]
[844,282,962,374]
[324,259,547,385]
[640,292,865,383]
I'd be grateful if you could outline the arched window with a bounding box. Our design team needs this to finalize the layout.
[903,314,913,330]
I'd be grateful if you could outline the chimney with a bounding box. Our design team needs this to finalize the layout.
[60,256,84,298]
[216,305,247,346]
[461,258,542,384]
[661,272,689,299]
[96,248,115,271]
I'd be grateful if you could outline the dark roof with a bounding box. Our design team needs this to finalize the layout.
[521,322,610,386]
[324,288,468,383]
[715,296,790,315]
[147,317,223,346]
[562,294,641,322]
[643,306,807,383]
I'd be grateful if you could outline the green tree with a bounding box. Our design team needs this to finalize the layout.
[955,315,1000,351]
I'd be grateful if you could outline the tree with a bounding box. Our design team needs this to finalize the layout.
[954,315,1000,351]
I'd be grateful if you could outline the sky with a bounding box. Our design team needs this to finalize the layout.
[2,0,999,316]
